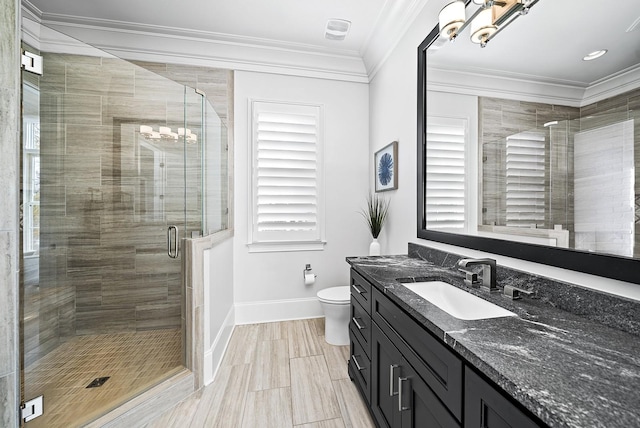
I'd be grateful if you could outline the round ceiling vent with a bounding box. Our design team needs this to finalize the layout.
[325,19,351,41]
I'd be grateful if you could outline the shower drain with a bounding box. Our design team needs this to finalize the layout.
[86,377,110,388]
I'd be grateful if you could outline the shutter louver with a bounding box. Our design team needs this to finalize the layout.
[252,102,322,245]
[505,132,546,228]
[426,118,466,231]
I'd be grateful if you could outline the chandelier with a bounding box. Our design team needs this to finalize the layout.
[139,125,198,144]
[439,0,539,48]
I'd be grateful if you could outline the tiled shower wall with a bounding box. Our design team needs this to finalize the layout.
[479,97,580,235]
[25,48,232,366]
[479,88,640,256]
[580,88,640,258]
[0,0,19,425]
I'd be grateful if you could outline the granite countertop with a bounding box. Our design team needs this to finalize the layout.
[347,255,640,428]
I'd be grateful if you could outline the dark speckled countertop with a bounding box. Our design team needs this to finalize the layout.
[347,253,640,428]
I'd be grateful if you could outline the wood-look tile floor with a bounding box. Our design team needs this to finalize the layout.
[23,329,183,428]
[145,318,376,428]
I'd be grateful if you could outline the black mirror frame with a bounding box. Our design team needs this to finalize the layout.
[416,23,640,286]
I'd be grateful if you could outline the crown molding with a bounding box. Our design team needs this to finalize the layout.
[21,0,42,22]
[40,11,363,59]
[21,0,430,83]
[427,66,586,107]
[581,64,640,107]
[428,63,640,107]
[22,5,369,83]
[361,0,430,79]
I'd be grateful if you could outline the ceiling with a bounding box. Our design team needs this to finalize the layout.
[23,0,640,88]
[25,0,390,57]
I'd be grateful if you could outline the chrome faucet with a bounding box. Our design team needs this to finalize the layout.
[457,258,498,292]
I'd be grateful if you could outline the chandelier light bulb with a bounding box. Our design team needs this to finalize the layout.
[439,1,466,40]
[470,8,497,46]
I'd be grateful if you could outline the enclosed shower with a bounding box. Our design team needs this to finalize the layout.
[20,19,230,427]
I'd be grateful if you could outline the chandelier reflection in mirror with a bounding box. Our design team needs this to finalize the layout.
[438,0,539,47]
[139,125,198,144]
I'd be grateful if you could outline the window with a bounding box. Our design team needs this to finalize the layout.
[23,83,40,255]
[505,132,546,228]
[425,117,467,232]
[23,117,40,254]
[249,101,324,252]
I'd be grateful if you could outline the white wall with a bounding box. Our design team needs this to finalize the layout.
[369,1,640,301]
[368,0,446,256]
[233,71,371,323]
[203,237,235,384]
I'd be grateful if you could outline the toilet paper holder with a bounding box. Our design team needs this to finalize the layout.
[303,264,318,279]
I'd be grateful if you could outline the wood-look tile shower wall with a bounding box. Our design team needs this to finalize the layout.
[29,52,231,363]
[480,96,580,239]
[479,88,640,256]
[580,87,640,258]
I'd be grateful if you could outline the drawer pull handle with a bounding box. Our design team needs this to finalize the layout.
[351,284,366,295]
[351,354,364,371]
[398,377,410,411]
[389,365,399,396]
[352,317,365,330]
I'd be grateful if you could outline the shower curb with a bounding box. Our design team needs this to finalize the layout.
[84,369,194,428]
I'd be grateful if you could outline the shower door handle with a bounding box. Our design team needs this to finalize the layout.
[167,225,179,259]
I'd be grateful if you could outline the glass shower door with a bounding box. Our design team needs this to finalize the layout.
[20,21,202,427]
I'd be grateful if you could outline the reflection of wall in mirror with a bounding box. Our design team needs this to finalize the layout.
[478,86,640,257]
[479,96,578,246]
[574,120,634,257]
[579,87,640,258]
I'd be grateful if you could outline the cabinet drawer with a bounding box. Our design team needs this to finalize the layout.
[464,367,542,428]
[349,324,371,405]
[350,298,371,359]
[372,288,463,421]
[351,269,372,314]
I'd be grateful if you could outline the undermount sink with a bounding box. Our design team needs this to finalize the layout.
[402,281,517,321]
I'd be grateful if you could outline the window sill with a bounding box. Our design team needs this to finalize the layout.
[247,240,326,253]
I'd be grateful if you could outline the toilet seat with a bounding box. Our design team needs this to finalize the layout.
[317,286,350,304]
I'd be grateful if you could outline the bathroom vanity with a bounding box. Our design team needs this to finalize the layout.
[347,244,640,428]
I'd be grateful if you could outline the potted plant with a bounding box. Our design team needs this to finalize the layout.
[360,193,390,256]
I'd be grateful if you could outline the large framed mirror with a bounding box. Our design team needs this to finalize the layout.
[417,0,640,285]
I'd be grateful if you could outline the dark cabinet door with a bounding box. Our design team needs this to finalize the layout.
[373,323,460,428]
[351,269,372,312]
[372,288,463,421]
[465,367,542,428]
[351,297,371,358]
[349,325,371,404]
[372,323,402,428]
[399,359,459,428]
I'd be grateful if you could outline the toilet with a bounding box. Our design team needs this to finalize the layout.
[317,286,351,346]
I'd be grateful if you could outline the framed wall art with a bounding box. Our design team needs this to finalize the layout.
[374,141,398,192]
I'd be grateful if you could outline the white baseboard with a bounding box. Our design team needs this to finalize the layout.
[235,297,324,325]
[203,306,236,386]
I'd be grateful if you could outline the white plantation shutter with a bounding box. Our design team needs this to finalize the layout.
[505,132,546,228]
[426,117,467,231]
[250,101,324,250]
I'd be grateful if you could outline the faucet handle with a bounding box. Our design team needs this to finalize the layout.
[460,270,479,287]
[503,285,536,300]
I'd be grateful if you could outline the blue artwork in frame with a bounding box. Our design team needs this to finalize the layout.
[375,141,398,192]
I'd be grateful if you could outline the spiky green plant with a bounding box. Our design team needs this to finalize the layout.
[360,193,390,239]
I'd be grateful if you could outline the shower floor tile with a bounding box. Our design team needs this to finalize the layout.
[23,328,183,428]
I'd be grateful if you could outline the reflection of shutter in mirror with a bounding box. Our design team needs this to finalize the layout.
[505,131,546,229]
[425,116,467,232]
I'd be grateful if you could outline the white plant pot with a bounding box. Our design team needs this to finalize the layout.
[369,238,381,256]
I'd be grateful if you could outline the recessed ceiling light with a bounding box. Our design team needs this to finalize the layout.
[325,19,351,41]
[583,49,607,61]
